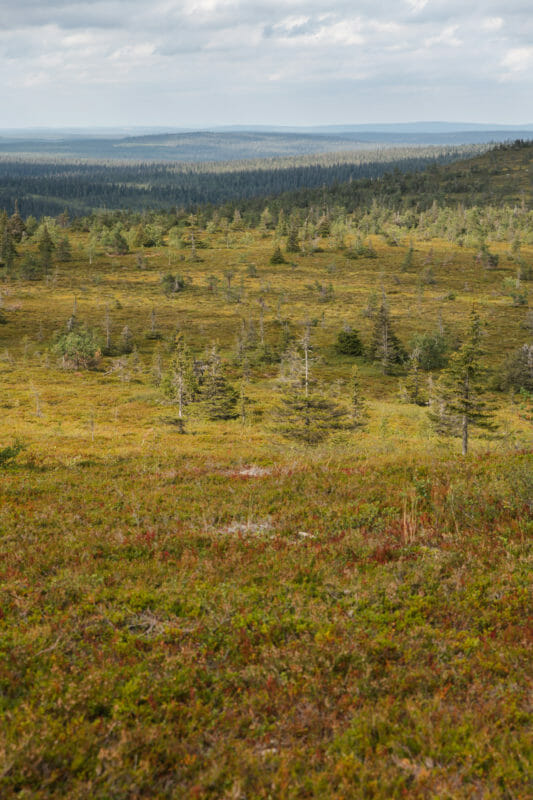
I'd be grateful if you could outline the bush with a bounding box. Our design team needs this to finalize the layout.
[270,246,286,265]
[53,328,102,369]
[161,274,187,295]
[0,438,25,468]
[410,331,449,371]
[501,344,533,392]
[335,326,364,356]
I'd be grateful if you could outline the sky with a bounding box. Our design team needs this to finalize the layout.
[0,0,532,128]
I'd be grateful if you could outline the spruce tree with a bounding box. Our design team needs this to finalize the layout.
[56,235,72,263]
[38,225,55,275]
[335,324,363,356]
[429,308,496,455]
[0,217,17,273]
[368,296,406,374]
[202,346,238,420]
[274,327,349,445]
[162,334,197,432]
[9,202,26,242]
[401,346,425,405]
[270,246,286,265]
[286,228,300,253]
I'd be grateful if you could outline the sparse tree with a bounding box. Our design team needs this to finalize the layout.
[202,346,239,420]
[351,366,367,431]
[274,326,349,444]
[162,334,197,432]
[368,296,406,374]
[429,308,496,455]
[38,225,55,275]
[270,246,286,265]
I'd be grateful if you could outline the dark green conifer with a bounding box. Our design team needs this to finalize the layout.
[429,308,496,454]
[202,346,238,420]
[274,327,349,444]
[270,246,286,265]
[38,225,55,275]
[368,296,406,374]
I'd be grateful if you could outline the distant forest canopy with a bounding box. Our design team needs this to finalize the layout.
[0,144,489,219]
[0,140,531,225]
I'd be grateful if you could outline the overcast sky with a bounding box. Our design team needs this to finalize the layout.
[0,0,532,128]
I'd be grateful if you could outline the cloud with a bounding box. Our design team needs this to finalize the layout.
[0,1,530,125]
[501,46,533,74]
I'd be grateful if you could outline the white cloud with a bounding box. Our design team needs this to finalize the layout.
[501,46,533,74]
[0,1,531,125]
[425,25,462,48]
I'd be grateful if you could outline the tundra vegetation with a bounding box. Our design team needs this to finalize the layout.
[0,141,531,798]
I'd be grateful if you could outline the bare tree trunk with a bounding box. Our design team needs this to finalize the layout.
[462,414,468,456]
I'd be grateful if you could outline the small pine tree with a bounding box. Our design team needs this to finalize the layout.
[9,202,26,242]
[274,327,349,444]
[270,246,286,265]
[202,346,238,420]
[429,308,496,455]
[286,228,300,253]
[162,334,197,431]
[56,235,72,262]
[351,366,367,431]
[53,327,101,370]
[402,346,425,405]
[38,225,55,275]
[0,220,17,273]
[335,325,363,356]
[401,244,414,272]
[316,215,331,237]
[368,296,406,374]
[120,325,134,354]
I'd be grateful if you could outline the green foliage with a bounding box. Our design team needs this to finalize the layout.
[429,309,497,454]
[274,389,349,444]
[286,228,300,253]
[345,238,377,259]
[400,346,425,405]
[401,245,414,272]
[0,438,25,468]
[56,235,72,262]
[37,224,55,273]
[19,254,42,281]
[368,298,407,374]
[503,276,528,306]
[501,344,533,392]
[410,329,449,371]
[53,327,102,369]
[201,347,239,420]
[161,273,187,295]
[0,215,17,272]
[335,325,363,356]
[161,335,197,429]
[270,245,286,265]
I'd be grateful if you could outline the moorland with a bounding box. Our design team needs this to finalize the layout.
[0,139,531,798]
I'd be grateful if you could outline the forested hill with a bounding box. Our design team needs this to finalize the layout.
[0,140,531,220]
[233,139,533,219]
[0,145,483,218]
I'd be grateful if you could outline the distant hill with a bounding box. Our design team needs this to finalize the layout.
[237,139,533,217]
[0,126,531,162]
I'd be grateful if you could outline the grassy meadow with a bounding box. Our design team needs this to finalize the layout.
[0,209,532,797]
